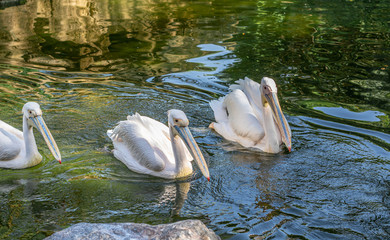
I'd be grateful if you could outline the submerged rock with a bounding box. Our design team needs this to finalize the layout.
[45,220,220,240]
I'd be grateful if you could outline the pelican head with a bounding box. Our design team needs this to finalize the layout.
[168,109,210,181]
[260,77,292,151]
[23,102,62,163]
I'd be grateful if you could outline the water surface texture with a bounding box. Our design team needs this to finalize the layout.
[0,0,390,239]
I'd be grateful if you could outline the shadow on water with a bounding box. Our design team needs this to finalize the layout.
[0,0,390,239]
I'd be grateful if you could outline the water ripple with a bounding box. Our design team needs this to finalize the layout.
[146,44,238,99]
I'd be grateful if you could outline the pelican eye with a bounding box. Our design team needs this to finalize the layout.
[175,119,179,123]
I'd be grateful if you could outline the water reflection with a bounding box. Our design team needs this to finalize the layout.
[1,0,390,239]
[0,0,240,73]
[0,173,192,237]
[147,43,237,99]
[314,106,385,122]
[230,0,390,115]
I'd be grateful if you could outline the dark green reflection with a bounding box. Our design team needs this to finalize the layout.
[0,0,390,240]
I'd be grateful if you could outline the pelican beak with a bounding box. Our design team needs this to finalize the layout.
[265,92,292,152]
[30,116,62,163]
[174,125,210,181]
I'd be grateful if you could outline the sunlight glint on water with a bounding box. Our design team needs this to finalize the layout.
[0,0,390,239]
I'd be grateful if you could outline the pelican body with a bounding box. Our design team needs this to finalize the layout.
[0,102,61,169]
[107,109,210,180]
[209,77,292,153]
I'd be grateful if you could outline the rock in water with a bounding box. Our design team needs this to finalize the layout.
[45,220,220,240]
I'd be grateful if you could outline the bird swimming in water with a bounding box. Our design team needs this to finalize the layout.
[107,109,210,180]
[209,77,292,153]
[0,102,61,169]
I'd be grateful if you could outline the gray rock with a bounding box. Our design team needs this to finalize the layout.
[45,220,220,240]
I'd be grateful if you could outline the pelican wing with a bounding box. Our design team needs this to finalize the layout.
[108,113,172,172]
[230,77,264,120]
[0,121,22,161]
[210,87,265,148]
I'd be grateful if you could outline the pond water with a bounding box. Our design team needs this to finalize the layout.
[0,0,389,239]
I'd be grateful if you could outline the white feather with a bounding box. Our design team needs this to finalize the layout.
[107,111,196,179]
[0,121,23,161]
[210,77,291,153]
[0,102,61,169]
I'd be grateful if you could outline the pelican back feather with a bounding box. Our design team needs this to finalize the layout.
[231,77,263,116]
[224,89,265,143]
[110,113,170,172]
[0,121,22,161]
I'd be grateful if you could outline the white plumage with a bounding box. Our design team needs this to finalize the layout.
[107,110,210,180]
[209,77,292,153]
[0,102,61,169]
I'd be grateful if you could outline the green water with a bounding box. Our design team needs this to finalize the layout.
[0,0,389,239]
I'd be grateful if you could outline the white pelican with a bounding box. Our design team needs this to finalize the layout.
[0,102,61,169]
[209,77,292,153]
[107,109,210,181]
